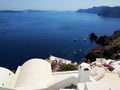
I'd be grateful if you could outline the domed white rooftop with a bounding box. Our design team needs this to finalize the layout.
[0,67,14,87]
[15,58,53,88]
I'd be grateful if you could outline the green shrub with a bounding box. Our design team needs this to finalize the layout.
[57,64,78,71]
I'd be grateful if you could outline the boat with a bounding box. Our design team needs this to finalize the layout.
[73,51,77,54]
[83,39,87,41]
[73,39,78,41]
[79,49,82,52]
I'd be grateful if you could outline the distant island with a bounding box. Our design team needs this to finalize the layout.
[77,6,120,17]
[0,10,23,13]
[0,10,44,13]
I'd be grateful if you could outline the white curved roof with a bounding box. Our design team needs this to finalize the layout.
[0,67,14,87]
[15,58,53,88]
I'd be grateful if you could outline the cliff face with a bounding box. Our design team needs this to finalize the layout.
[98,6,120,17]
[80,30,120,63]
[77,6,120,17]
[76,6,108,13]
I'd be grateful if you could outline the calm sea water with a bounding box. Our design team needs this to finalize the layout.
[0,11,120,70]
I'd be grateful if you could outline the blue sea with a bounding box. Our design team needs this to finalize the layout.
[0,11,120,70]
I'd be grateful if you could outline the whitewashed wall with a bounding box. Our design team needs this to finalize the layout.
[14,58,53,88]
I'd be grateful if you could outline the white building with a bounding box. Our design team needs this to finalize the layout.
[0,58,78,90]
[62,58,120,90]
[0,58,120,90]
[47,55,72,64]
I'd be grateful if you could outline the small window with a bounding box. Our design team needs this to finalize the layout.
[84,68,89,71]
[2,83,4,86]
[79,66,81,69]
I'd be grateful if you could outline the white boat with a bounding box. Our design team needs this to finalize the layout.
[79,49,82,52]
[73,51,77,54]
[73,39,78,41]
[83,39,87,41]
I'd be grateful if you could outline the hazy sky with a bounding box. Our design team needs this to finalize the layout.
[0,0,120,11]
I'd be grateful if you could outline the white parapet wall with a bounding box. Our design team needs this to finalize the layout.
[42,71,78,90]
[85,82,120,90]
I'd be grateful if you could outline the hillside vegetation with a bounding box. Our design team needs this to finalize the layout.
[80,30,120,63]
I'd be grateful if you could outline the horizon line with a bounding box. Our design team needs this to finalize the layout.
[0,5,119,11]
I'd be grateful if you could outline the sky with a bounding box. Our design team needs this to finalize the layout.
[0,0,120,11]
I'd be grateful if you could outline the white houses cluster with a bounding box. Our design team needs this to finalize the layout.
[0,57,120,90]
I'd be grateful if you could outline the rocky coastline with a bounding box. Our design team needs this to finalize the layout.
[80,30,120,63]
